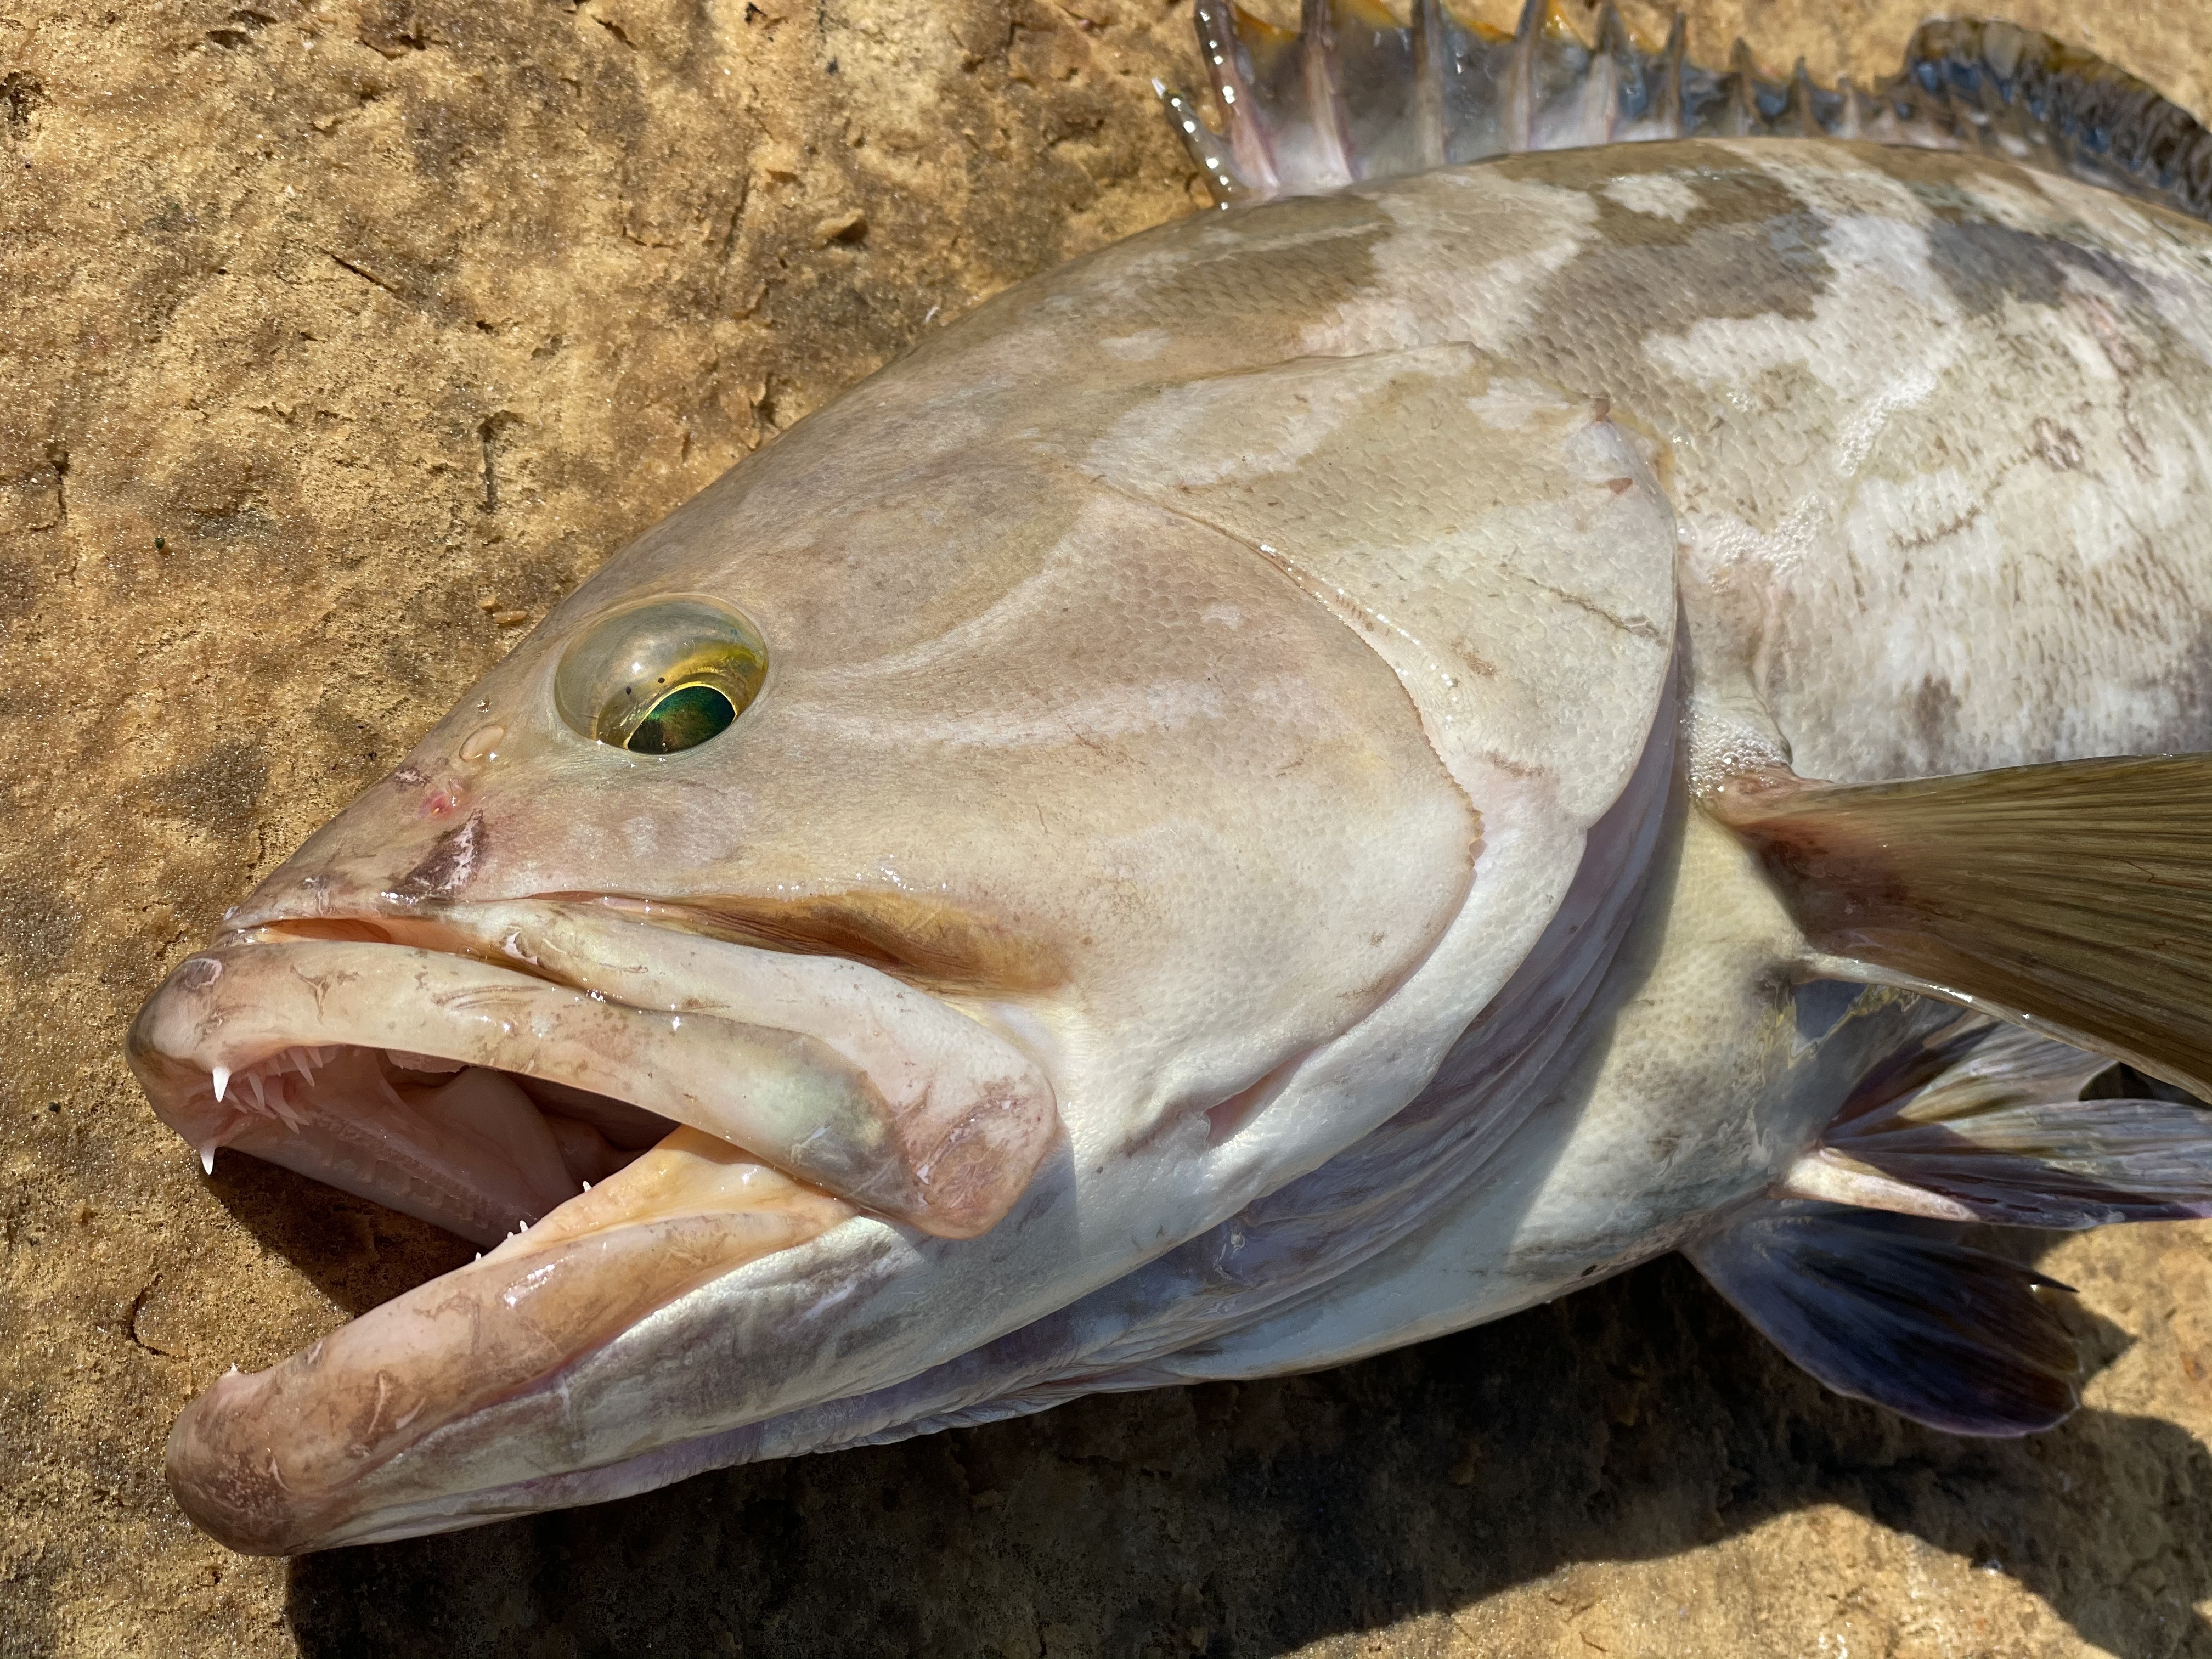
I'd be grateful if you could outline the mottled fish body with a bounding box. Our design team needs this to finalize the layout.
[129,8,2212,1552]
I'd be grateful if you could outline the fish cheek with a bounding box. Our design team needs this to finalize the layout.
[634,481,1486,1142]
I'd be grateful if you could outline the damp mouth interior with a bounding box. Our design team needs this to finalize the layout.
[202,1039,682,1248]
[142,913,789,1249]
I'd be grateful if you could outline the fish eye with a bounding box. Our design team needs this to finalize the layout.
[554,597,769,754]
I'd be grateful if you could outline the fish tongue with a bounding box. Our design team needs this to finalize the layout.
[398,1065,576,1216]
[166,1128,852,1555]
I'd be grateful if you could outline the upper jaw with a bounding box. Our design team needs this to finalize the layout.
[130,896,1062,1244]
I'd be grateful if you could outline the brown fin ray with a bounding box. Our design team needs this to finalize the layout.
[1715,755,2212,1102]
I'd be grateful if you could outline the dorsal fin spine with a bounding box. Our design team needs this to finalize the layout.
[1573,13,1621,149]
[1504,0,1542,154]
[1831,73,1863,142]
[1782,58,1819,138]
[1298,0,1356,187]
[1594,2,1645,137]
[1179,0,1269,200]
[1160,8,2212,223]
[1409,0,1448,171]
[1656,13,1686,141]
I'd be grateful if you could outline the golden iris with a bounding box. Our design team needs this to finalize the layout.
[554,597,769,754]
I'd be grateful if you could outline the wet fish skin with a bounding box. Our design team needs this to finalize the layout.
[145,128,2212,1548]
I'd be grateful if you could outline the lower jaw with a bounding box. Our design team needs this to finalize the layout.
[131,910,1068,1552]
[165,1123,855,1554]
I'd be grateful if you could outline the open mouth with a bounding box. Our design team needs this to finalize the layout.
[127,899,1060,1554]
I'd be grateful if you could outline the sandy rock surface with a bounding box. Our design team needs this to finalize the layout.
[5,0,2212,1653]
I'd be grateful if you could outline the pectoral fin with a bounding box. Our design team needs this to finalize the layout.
[1715,755,2212,1100]
[1685,1204,2081,1436]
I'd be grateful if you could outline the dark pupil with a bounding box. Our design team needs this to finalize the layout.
[624,682,738,753]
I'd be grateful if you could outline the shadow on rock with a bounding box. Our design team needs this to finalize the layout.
[283,1253,2212,1658]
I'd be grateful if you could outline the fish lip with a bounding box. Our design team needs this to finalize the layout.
[129,896,1062,1243]
[223,877,1073,999]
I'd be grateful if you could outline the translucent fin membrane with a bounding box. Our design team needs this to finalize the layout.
[1688,1008,2212,1437]
[1686,1203,2081,1437]
[1160,1,2212,222]
[1782,1014,2212,1229]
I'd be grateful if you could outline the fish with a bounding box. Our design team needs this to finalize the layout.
[127,2,2212,1555]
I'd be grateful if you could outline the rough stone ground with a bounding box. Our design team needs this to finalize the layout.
[4,0,2212,1654]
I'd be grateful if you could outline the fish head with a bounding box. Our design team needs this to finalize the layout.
[139,420,1485,1212]
[128,188,1683,1554]
[127,336,1488,1551]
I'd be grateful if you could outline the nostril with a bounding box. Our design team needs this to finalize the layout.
[177,956,225,992]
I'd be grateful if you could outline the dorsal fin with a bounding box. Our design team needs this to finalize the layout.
[1158,5,2212,221]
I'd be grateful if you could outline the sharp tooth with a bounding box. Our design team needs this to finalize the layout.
[268,1079,307,1132]
[245,1071,266,1111]
[199,1144,217,1176]
[212,1066,229,1103]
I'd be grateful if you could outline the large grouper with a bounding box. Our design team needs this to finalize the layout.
[129,3,2212,1553]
